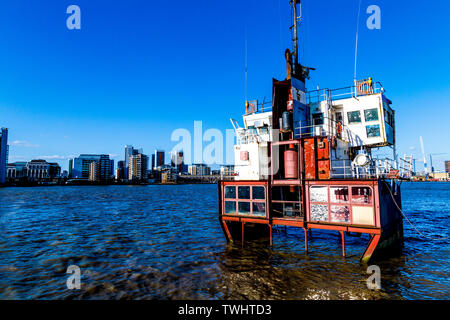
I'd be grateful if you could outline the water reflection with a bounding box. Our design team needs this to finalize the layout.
[0,183,448,299]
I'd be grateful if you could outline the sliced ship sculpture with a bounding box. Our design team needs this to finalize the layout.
[218,0,407,263]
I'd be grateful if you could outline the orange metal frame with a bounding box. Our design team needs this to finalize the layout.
[219,179,383,262]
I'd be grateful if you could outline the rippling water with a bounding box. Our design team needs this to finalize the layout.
[0,182,448,300]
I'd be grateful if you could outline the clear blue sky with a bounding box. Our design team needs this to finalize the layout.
[1,0,449,171]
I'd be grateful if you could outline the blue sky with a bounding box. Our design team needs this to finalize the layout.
[0,0,449,171]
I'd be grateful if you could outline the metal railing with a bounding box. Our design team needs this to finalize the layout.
[293,116,356,142]
[306,82,385,105]
[245,99,273,115]
[330,157,414,180]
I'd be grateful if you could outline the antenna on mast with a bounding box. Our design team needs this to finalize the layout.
[290,0,302,68]
[289,0,314,82]
[354,0,363,86]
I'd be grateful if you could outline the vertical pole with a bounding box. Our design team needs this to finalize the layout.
[293,1,298,66]
[340,231,346,257]
[269,224,273,246]
[304,228,308,253]
[241,222,245,247]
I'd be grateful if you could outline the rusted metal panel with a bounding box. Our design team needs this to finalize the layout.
[304,138,316,180]
[318,159,330,180]
[272,218,304,227]
[317,137,330,179]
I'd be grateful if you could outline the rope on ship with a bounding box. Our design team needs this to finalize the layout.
[384,181,450,241]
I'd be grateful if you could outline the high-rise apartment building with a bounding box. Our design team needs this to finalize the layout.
[72,154,112,181]
[124,145,134,170]
[89,161,100,181]
[154,150,165,169]
[446,161,450,173]
[171,150,186,173]
[115,160,125,180]
[128,153,148,181]
[188,163,211,176]
[0,128,8,184]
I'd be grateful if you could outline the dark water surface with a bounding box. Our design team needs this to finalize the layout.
[0,182,448,300]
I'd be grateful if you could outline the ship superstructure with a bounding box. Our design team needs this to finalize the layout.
[219,0,406,263]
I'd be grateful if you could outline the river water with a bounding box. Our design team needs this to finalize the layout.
[0,182,448,300]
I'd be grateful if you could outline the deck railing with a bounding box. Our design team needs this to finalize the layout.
[306,82,385,105]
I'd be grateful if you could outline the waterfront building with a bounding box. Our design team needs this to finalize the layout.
[220,165,235,177]
[26,160,61,180]
[125,145,144,175]
[430,172,450,181]
[124,145,134,171]
[154,150,165,169]
[72,154,112,181]
[7,162,28,180]
[161,169,177,183]
[115,160,125,180]
[89,161,100,182]
[68,159,74,178]
[188,163,211,176]
[128,153,148,181]
[0,128,8,184]
[171,150,187,173]
[109,159,114,178]
[446,161,450,173]
[151,154,155,173]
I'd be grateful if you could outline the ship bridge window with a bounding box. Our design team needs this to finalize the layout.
[222,184,267,218]
[253,186,265,200]
[330,187,349,203]
[347,111,362,124]
[225,186,236,199]
[384,110,394,127]
[366,124,380,138]
[351,187,372,204]
[238,202,251,214]
[225,201,236,214]
[364,108,379,122]
[308,185,375,226]
[238,186,251,199]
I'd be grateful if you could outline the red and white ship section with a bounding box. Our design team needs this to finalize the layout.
[218,0,407,263]
[219,77,405,263]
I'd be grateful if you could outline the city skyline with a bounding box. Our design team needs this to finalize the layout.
[1,1,449,171]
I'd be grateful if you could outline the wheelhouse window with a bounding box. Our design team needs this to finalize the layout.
[366,124,380,138]
[238,186,250,199]
[351,187,372,204]
[364,108,379,122]
[309,185,375,225]
[224,186,236,199]
[223,184,267,218]
[252,186,265,200]
[225,201,236,214]
[347,111,362,124]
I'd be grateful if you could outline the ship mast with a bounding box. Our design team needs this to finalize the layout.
[290,0,314,81]
[291,0,300,68]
